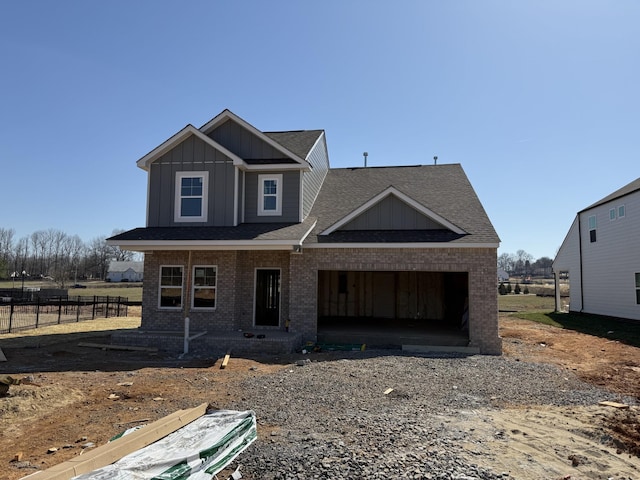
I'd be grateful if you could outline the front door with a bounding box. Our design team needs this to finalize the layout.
[255,269,280,326]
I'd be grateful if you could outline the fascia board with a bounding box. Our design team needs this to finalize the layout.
[106,239,303,252]
[321,186,466,235]
[136,125,245,171]
[304,242,499,249]
[199,110,311,169]
[239,163,310,172]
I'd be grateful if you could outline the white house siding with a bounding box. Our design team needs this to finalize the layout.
[579,191,640,320]
[553,216,582,312]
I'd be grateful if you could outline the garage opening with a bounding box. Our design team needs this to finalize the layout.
[317,271,469,348]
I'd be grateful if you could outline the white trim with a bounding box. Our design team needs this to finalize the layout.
[240,163,308,172]
[299,170,304,222]
[253,267,282,328]
[199,109,310,169]
[241,172,246,223]
[158,265,183,310]
[233,168,239,226]
[174,171,209,222]
[303,242,500,249]
[320,186,466,235]
[136,124,244,171]
[258,174,283,216]
[191,265,217,310]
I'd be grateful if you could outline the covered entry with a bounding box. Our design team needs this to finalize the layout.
[317,270,469,347]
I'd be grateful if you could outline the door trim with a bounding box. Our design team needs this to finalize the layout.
[253,267,282,328]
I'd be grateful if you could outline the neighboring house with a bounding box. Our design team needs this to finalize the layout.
[497,269,509,283]
[107,109,501,354]
[553,177,640,321]
[107,261,144,282]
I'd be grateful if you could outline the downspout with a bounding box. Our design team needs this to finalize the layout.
[578,215,584,313]
[184,251,193,355]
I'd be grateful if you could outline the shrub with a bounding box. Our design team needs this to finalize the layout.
[514,283,521,294]
[523,286,529,295]
[498,282,507,295]
[506,283,512,294]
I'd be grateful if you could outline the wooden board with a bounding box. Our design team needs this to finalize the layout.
[598,401,629,409]
[22,403,208,480]
[220,354,231,369]
[78,342,158,352]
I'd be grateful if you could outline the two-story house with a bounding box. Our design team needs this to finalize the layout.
[108,109,502,355]
[553,177,640,320]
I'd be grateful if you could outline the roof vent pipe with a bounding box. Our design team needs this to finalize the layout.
[433,155,438,165]
[363,152,368,167]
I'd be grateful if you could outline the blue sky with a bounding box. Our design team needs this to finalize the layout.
[1,1,638,260]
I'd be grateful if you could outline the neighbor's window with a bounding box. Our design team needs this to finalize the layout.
[636,273,640,305]
[588,215,597,243]
[258,174,282,216]
[619,205,626,218]
[159,266,183,308]
[610,208,616,221]
[192,266,217,309]
[175,171,208,222]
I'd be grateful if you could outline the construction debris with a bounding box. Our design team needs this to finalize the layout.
[598,400,630,409]
[0,347,7,362]
[221,353,231,369]
[78,342,158,352]
[0,375,40,396]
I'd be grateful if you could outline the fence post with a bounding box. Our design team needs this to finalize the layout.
[105,296,110,318]
[36,297,40,328]
[76,296,81,322]
[9,297,14,333]
[58,296,63,324]
[92,295,96,319]
[116,297,121,317]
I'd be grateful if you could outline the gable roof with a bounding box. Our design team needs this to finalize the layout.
[581,177,640,212]
[135,124,244,171]
[265,130,325,160]
[199,109,311,169]
[108,261,144,273]
[303,164,499,246]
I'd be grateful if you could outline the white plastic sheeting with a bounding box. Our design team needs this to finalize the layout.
[72,410,256,480]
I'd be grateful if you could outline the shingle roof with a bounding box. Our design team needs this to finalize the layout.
[581,177,640,212]
[264,130,324,160]
[304,164,499,245]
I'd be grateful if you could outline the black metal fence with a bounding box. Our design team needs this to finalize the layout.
[0,296,129,334]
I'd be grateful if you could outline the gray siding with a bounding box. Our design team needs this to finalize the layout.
[208,119,287,160]
[147,135,236,227]
[244,171,301,223]
[341,195,443,230]
[302,133,329,218]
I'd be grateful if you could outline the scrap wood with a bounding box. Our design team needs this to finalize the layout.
[78,342,158,352]
[21,403,208,480]
[0,347,6,362]
[383,388,394,395]
[221,353,231,369]
[599,400,629,409]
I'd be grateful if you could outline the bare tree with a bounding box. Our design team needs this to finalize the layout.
[0,228,15,278]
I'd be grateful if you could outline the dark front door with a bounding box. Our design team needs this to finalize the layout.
[255,269,280,326]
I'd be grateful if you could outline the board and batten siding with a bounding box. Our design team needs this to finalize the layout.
[207,119,288,160]
[579,190,640,320]
[147,135,236,227]
[244,171,301,223]
[341,195,443,231]
[302,133,329,218]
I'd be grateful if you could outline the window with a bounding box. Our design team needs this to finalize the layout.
[175,172,208,222]
[258,174,282,216]
[159,266,183,308]
[192,266,217,309]
[619,205,626,218]
[610,208,616,221]
[636,273,640,305]
[588,215,597,243]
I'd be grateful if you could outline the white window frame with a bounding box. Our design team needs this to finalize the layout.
[619,205,626,218]
[258,174,282,216]
[158,265,183,309]
[610,208,616,221]
[174,171,209,222]
[192,265,217,310]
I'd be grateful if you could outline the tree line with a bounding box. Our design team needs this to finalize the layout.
[0,227,136,287]
[498,250,553,278]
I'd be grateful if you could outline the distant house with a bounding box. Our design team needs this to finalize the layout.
[553,177,640,320]
[497,269,509,282]
[107,109,502,355]
[107,261,144,282]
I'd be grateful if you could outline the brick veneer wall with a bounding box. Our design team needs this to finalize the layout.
[289,247,501,355]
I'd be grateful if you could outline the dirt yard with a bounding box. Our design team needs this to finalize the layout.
[1,311,639,480]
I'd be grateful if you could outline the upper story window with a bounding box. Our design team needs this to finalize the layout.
[258,174,282,216]
[588,215,597,243]
[619,205,626,218]
[610,208,616,221]
[175,171,209,222]
[159,266,183,309]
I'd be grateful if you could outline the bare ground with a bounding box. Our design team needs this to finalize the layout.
[1,311,639,480]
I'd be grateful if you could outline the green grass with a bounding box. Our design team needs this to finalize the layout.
[499,293,640,348]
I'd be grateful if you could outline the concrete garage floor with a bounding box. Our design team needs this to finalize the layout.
[317,317,472,352]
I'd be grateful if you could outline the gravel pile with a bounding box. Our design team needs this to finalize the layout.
[228,352,628,480]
